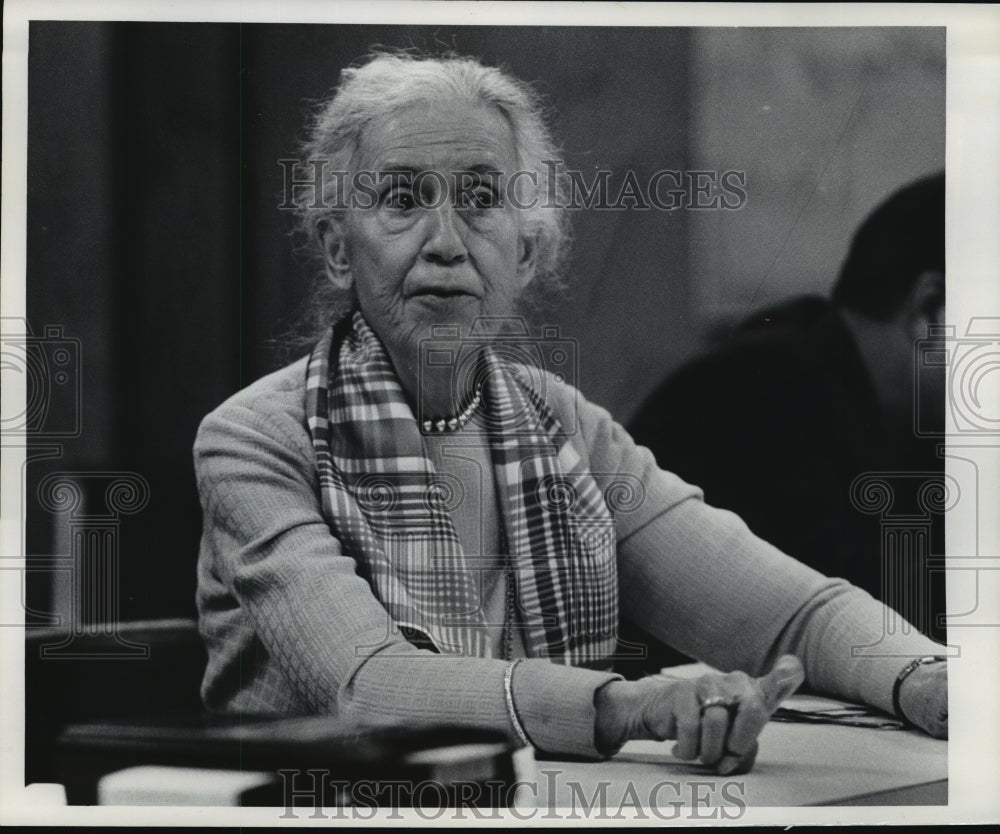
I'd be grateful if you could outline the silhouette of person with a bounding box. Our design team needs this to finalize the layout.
[626,173,946,669]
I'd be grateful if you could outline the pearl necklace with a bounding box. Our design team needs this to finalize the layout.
[421,385,483,433]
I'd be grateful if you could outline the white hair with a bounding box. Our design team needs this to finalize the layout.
[291,49,572,326]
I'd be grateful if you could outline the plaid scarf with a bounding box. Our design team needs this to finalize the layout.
[306,311,618,668]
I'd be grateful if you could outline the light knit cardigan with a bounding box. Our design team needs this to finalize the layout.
[194,357,942,758]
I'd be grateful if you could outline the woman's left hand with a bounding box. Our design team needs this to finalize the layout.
[595,654,805,774]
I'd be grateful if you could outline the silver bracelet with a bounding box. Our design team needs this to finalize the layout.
[892,654,946,724]
[503,658,531,748]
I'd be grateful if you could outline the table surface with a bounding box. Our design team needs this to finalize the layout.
[524,718,947,808]
[516,664,947,809]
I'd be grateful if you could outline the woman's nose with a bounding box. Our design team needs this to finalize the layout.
[421,203,468,264]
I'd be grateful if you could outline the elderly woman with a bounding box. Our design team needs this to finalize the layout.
[194,51,947,771]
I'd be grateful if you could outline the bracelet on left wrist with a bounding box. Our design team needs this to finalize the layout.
[892,655,946,724]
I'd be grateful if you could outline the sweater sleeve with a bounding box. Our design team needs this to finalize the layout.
[194,395,620,758]
[574,394,944,715]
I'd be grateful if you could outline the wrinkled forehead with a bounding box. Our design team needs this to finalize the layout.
[350,98,520,176]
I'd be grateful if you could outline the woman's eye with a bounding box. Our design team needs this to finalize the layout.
[383,190,416,211]
[459,187,501,210]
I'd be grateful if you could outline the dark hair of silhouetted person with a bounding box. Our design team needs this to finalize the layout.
[832,172,945,320]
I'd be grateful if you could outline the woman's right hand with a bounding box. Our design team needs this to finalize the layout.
[594,655,805,774]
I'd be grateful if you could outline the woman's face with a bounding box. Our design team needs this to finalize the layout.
[329,98,536,363]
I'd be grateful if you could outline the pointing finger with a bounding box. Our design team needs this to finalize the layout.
[759,654,805,712]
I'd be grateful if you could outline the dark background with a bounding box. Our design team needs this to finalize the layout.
[24,22,944,624]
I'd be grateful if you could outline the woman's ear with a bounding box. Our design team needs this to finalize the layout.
[515,234,539,290]
[321,219,353,291]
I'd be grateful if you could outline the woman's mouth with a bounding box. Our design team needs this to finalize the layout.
[408,287,478,302]
[420,289,469,297]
